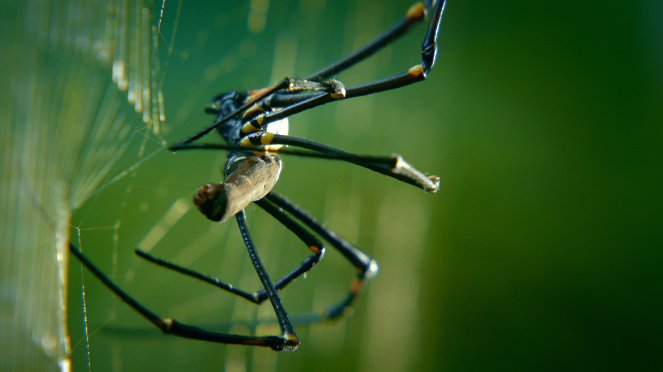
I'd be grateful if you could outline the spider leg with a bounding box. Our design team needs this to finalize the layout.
[134,199,326,304]
[174,79,290,146]
[169,140,429,183]
[243,0,447,119]
[174,1,447,148]
[421,0,447,73]
[237,65,445,138]
[254,198,326,293]
[236,59,439,137]
[234,210,300,350]
[169,138,439,193]
[134,249,258,303]
[305,2,435,81]
[68,242,293,350]
[265,192,379,320]
[175,78,345,146]
[105,193,377,331]
[244,133,440,192]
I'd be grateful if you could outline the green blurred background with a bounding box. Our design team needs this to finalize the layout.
[6,0,661,370]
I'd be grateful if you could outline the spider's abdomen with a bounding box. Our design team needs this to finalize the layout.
[193,154,282,222]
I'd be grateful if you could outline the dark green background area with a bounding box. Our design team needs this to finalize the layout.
[68,0,662,371]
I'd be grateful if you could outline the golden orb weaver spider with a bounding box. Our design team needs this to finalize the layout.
[70,0,447,352]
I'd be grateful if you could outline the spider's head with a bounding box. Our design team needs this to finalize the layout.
[205,91,246,116]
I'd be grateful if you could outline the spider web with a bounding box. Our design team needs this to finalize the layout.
[3,1,437,371]
[3,0,171,369]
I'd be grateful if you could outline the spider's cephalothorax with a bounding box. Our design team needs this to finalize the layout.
[70,0,449,352]
[207,91,249,145]
[205,90,291,147]
[193,90,292,222]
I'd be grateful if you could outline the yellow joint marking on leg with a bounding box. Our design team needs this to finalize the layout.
[241,123,259,134]
[241,114,265,134]
[260,132,275,145]
[163,317,174,330]
[239,137,254,147]
[243,103,265,119]
[309,245,321,254]
[255,114,265,126]
[406,3,426,21]
[407,64,426,78]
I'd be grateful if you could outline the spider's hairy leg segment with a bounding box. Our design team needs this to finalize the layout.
[393,154,441,193]
[286,78,347,98]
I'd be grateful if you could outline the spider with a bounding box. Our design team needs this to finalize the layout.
[70,0,448,352]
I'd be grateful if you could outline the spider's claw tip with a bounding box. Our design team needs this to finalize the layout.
[427,175,441,193]
[280,332,300,352]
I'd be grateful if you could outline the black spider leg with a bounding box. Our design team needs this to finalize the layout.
[110,192,376,326]
[169,139,440,193]
[233,210,300,351]
[171,1,446,147]
[169,139,439,193]
[69,242,291,350]
[305,1,437,81]
[245,133,440,192]
[264,192,378,321]
[421,0,447,73]
[235,60,441,140]
[176,79,290,145]
[175,78,344,146]
[134,199,326,305]
[240,0,448,122]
